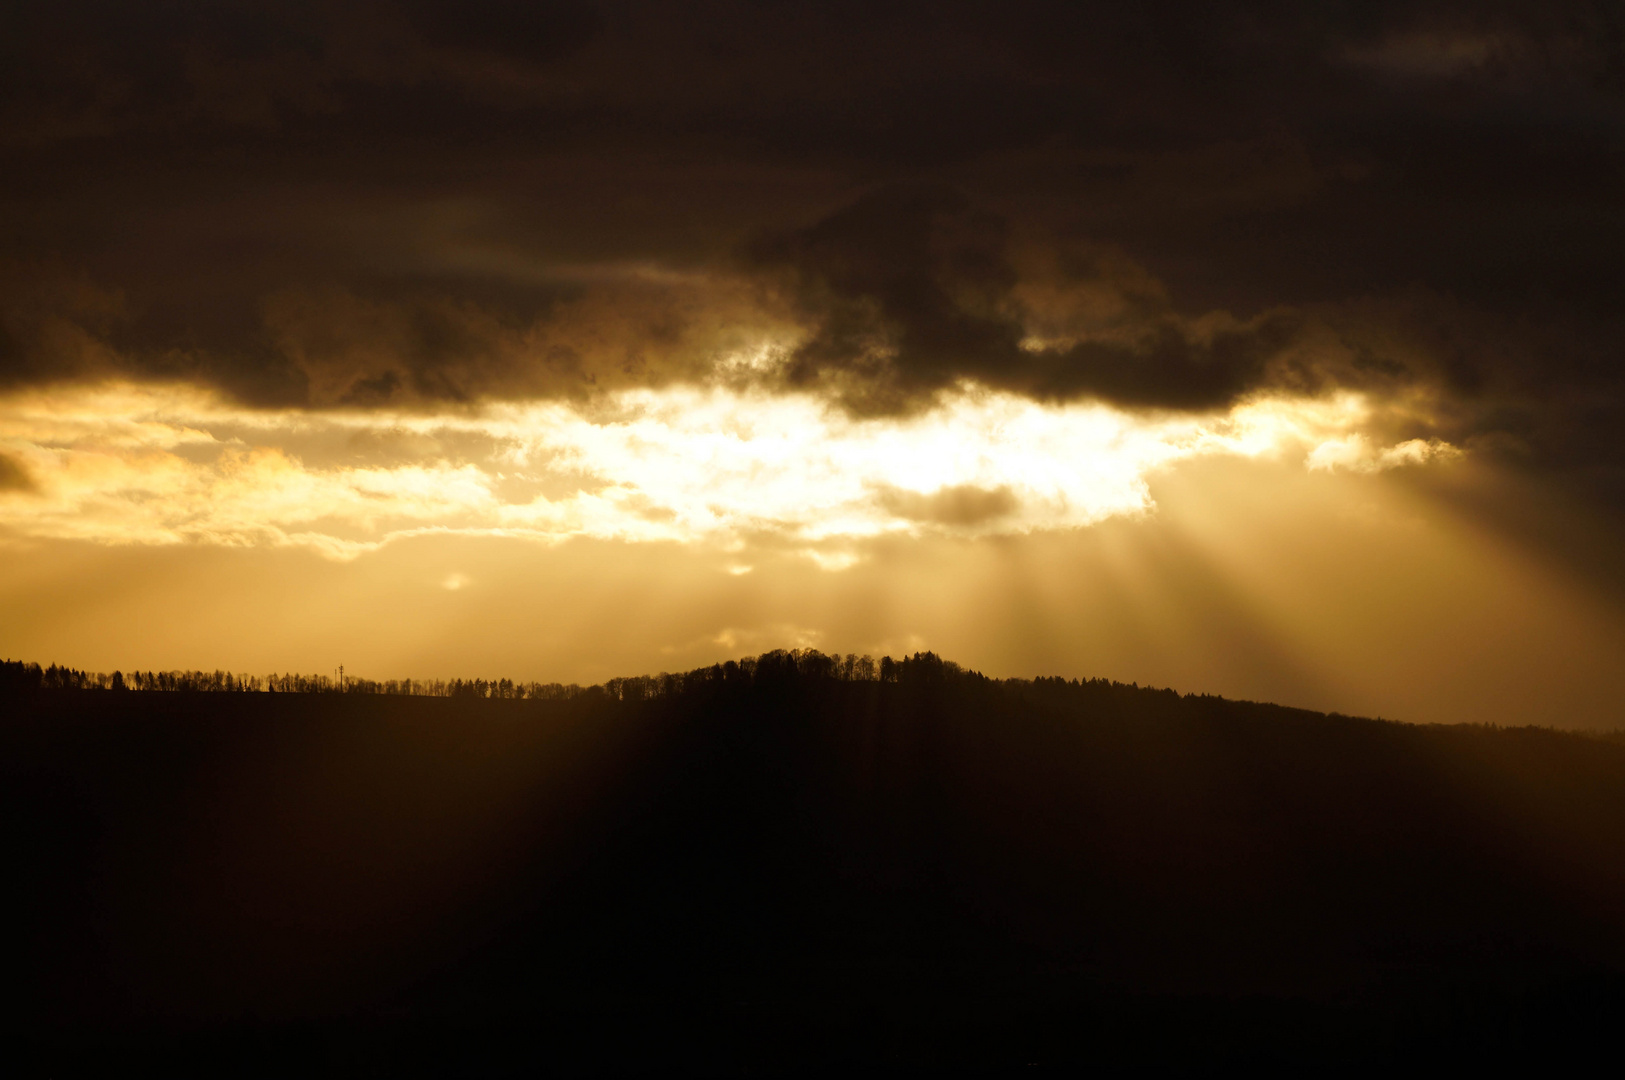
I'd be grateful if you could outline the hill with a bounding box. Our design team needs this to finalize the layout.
[7,651,1625,1071]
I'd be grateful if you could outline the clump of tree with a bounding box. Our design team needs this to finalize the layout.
[1,661,266,695]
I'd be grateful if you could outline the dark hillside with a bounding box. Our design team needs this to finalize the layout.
[7,656,1625,1071]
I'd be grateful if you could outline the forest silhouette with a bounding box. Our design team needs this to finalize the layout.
[8,648,1625,1071]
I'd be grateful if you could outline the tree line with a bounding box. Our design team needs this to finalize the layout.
[0,660,580,700]
[1,650,1186,705]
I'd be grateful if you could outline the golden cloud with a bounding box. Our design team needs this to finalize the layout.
[0,381,1458,562]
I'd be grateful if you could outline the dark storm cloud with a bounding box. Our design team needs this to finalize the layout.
[1,0,1623,491]
[749,183,1305,413]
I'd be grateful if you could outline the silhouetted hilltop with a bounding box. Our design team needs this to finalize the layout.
[7,650,1625,1072]
[2,648,1230,703]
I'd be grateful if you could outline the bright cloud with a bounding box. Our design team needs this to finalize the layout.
[0,381,1456,562]
[1306,434,1462,474]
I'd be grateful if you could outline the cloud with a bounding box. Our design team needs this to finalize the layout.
[0,380,1462,559]
[875,484,1020,528]
[1307,436,1462,474]
[0,451,36,493]
[748,184,1314,414]
[0,0,1621,511]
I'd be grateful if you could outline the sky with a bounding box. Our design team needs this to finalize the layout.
[2,1,1624,726]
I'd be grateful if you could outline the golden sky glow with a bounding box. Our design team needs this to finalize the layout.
[3,447,1621,731]
[7,378,1621,731]
[0,381,1456,560]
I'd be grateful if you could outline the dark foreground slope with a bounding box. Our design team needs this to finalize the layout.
[9,664,1625,1072]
